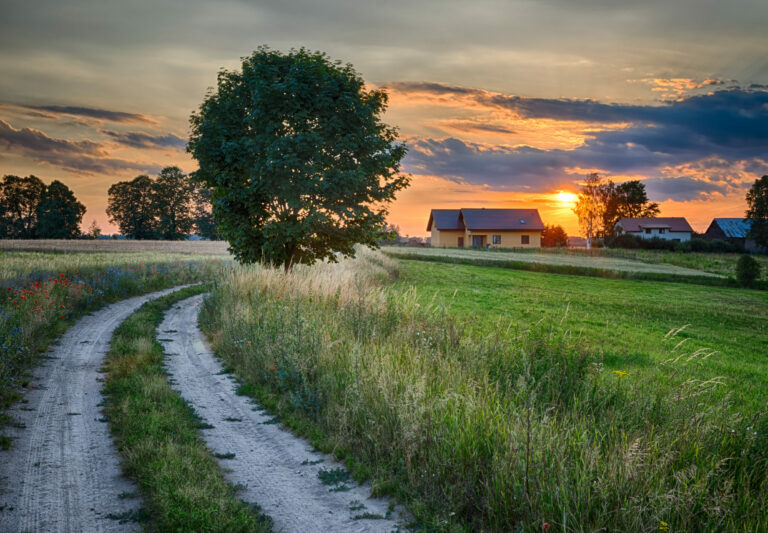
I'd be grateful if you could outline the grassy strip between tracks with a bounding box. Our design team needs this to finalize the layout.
[102,285,272,532]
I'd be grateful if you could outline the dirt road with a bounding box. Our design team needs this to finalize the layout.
[0,286,188,533]
[159,294,404,533]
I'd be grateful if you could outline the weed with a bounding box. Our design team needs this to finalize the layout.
[214,452,236,460]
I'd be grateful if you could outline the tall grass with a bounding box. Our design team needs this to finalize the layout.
[200,249,768,531]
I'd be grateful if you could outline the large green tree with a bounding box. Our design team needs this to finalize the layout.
[107,175,158,239]
[188,47,409,270]
[0,175,46,238]
[36,180,86,238]
[153,166,196,240]
[746,175,768,247]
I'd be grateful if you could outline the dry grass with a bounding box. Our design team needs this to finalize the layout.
[0,239,230,255]
[0,250,230,280]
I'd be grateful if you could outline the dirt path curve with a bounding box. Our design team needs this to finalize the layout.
[0,285,191,533]
[159,294,405,533]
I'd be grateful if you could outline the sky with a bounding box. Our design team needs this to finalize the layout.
[1,0,767,237]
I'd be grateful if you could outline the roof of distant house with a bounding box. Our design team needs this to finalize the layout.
[617,217,693,233]
[427,209,463,231]
[709,218,752,239]
[427,208,545,231]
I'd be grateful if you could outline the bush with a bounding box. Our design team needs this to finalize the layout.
[606,234,745,253]
[736,254,762,287]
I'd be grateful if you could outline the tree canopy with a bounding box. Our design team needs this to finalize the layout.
[106,166,213,240]
[107,175,158,239]
[188,47,409,270]
[36,180,86,238]
[573,174,659,242]
[0,175,85,239]
[746,175,768,248]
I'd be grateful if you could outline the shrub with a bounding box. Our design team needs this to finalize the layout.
[736,254,762,286]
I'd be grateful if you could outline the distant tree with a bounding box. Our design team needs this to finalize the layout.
[84,220,102,239]
[0,175,46,238]
[541,224,568,247]
[603,180,660,235]
[191,185,218,239]
[153,166,196,240]
[574,175,659,243]
[107,175,158,239]
[188,47,409,270]
[746,175,768,248]
[36,180,86,239]
[378,223,401,245]
[573,173,605,248]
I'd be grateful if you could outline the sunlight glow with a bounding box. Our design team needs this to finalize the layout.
[557,191,578,205]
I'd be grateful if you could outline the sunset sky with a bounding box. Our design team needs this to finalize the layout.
[1,0,767,237]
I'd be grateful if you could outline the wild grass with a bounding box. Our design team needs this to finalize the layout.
[103,285,271,532]
[0,251,227,446]
[0,239,230,256]
[200,248,768,532]
[0,250,229,280]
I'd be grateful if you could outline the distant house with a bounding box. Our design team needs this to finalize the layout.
[427,208,545,248]
[704,218,765,252]
[616,217,693,242]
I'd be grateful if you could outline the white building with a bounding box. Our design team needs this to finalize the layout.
[616,217,693,242]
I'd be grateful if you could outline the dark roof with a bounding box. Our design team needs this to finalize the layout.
[460,208,545,230]
[428,208,545,231]
[618,217,693,233]
[709,218,752,239]
[427,209,462,231]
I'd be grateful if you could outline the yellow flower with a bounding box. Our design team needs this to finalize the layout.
[659,521,669,531]
[612,370,629,378]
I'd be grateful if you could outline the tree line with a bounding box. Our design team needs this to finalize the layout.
[107,166,216,240]
[0,167,215,240]
[0,175,86,239]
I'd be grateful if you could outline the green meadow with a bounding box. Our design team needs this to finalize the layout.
[394,258,768,413]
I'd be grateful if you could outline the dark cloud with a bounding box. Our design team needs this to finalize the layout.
[399,85,768,199]
[0,119,158,174]
[642,177,727,201]
[24,105,156,124]
[101,130,186,149]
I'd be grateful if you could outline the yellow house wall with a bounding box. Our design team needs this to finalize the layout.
[465,230,541,248]
[431,229,466,247]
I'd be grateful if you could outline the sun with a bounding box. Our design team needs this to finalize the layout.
[557,191,578,205]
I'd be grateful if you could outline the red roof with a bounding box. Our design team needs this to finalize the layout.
[618,217,693,233]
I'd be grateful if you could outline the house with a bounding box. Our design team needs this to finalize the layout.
[427,208,545,248]
[615,217,693,242]
[704,218,765,252]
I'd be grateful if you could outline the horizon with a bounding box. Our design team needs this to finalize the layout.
[1,1,767,237]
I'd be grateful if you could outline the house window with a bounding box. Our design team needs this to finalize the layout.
[521,235,530,245]
[492,235,501,244]
[645,228,651,234]
[659,228,666,234]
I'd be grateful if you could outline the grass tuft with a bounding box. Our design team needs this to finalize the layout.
[102,285,270,532]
